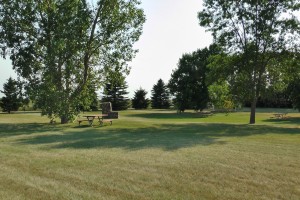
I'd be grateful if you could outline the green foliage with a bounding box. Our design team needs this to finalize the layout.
[102,69,130,111]
[89,94,100,111]
[132,88,149,109]
[168,45,219,112]
[0,77,23,113]
[0,0,145,123]
[199,0,300,123]
[287,79,300,111]
[208,82,235,110]
[151,79,170,109]
[282,52,300,111]
[208,53,253,103]
[76,84,99,112]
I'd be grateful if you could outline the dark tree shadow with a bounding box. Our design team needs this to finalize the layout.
[15,123,300,151]
[263,117,300,125]
[0,123,64,137]
[129,112,213,119]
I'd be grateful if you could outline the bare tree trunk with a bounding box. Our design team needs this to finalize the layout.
[60,101,70,124]
[249,97,256,124]
[60,115,68,124]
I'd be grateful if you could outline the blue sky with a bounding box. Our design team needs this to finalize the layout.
[0,0,213,97]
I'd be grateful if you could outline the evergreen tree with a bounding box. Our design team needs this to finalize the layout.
[0,77,22,113]
[102,73,130,111]
[151,79,170,109]
[132,88,149,109]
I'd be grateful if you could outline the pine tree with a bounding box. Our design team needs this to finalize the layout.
[132,88,149,109]
[102,75,130,111]
[151,79,170,109]
[0,77,22,113]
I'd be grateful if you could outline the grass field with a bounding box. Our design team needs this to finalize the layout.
[0,109,300,200]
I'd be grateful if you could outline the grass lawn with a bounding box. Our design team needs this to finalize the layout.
[0,109,300,199]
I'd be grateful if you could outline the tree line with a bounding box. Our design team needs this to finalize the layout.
[1,0,299,124]
[2,45,299,113]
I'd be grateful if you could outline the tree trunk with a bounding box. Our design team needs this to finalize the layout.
[60,116,68,124]
[249,98,256,124]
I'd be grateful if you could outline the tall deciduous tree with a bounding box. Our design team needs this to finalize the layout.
[0,77,23,113]
[0,0,145,123]
[287,79,300,111]
[199,0,300,124]
[284,52,300,110]
[168,45,218,112]
[151,79,170,109]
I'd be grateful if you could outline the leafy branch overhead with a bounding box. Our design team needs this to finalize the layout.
[0,0,145,123]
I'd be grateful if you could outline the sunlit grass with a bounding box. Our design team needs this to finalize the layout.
[0,109,300,199]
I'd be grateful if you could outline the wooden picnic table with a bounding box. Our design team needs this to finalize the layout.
[78,114,108,126]
[273,113,287,119]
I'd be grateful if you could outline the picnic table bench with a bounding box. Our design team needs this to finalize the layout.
[77,114,110,126]
[77,102,119,127]
[273,113,288,119]
[77,118,93,126]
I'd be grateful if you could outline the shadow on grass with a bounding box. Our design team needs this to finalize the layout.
[0,123,63,137]
[263,117,300,125]
[129,112,213,119]
[0,111,42,114]
[15,123,300,151]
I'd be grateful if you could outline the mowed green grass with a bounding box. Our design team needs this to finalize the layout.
[0,109,300,200]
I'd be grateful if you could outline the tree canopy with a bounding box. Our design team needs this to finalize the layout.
[199,0,300,123]
[0,0,145,123]
[284,52,300,110]
[168,45,219,112]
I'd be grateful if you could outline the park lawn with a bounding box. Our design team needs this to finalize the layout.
[0,109,299,200]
